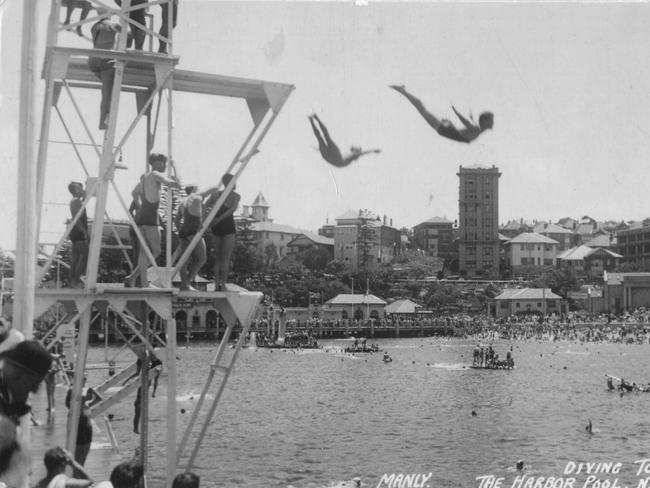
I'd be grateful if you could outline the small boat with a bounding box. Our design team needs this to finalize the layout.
[606,374,650,392]
[469,364,513,370]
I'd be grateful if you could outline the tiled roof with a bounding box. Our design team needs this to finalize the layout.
[495,288,561,300]
[534,222,573,234]
[288,232,334,247]
[559,245,623,261]
[251,221,304,235]
[336,209,361,221]
[506,232,559,245]
[583,234,613,248]
[557,245,594,261]
[326,294,387,305]
[422,216,452,224]
[385,299,420,314]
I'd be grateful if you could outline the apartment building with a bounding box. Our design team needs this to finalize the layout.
[457,165,501,277]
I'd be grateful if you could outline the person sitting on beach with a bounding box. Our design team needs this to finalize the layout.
[390,85,493,143]
[172,472,200,488]
[308,114,381,168]
[33,446,93,488]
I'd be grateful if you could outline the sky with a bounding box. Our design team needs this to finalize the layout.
[2,1,650,250]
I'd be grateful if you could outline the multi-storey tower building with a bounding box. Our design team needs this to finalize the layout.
[457,165,501,277]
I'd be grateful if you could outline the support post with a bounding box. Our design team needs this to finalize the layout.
[166,316,177,487]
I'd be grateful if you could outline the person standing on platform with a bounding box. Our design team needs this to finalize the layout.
[206,174,240,291]
[158,0,178,54]
[114,0,147,50]
[125,154,181,288]
[88,9,121,130]
[62,0,92,37]
[68,181,89,288]
[175,185,213,291]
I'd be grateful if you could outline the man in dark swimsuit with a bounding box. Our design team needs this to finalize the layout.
[205,174,240,291]
[125,153,181,287]
[390,85,493,143]
[68,182,89,288]
[308,114,381,168]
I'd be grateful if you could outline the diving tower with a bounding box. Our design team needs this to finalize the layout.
[15,1,294,486]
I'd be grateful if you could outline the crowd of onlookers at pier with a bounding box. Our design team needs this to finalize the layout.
[250,308,650,345]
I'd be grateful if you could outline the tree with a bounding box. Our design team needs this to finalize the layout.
[300,247,330,272]
[264,242,279,270]
[355,210,376,279]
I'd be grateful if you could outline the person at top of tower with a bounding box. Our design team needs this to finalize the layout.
[88,8,121,130]
[68,181,89,288]
[114,0,147,50]
[62,1,92,37]
[308,114,381,168]
[390,85,493,143]
[158,0,178,54]
[125,153,181,288]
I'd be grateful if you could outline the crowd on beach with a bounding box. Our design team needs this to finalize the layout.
[249,308,650,346]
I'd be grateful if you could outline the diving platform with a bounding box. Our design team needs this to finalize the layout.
[45,46,293,114]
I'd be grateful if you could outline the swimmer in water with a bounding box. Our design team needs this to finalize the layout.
[383,353,392,363]
[586,419,592,434]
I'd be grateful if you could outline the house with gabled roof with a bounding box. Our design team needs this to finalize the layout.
[324,293,387,321]
[489,287,565,317]
[557,245,622,280]
[504,232,560,270]
[286,231,334,262]
[533,222,575,251]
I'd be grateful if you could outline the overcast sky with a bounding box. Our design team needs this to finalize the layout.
[2,1,650,250]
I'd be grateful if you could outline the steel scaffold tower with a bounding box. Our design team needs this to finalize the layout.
[15,1,294,485]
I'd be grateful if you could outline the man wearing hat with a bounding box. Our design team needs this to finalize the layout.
[0,340,53,424]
